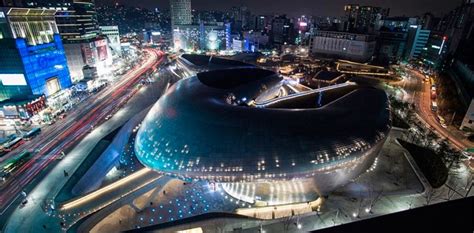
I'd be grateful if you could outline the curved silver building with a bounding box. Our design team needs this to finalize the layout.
[135,67,391,204]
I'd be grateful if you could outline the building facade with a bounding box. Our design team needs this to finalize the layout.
[309,31,376,62]
[404,25,430,60]
[375,17,418,63]
[24,0,100,43]
[170,0,192,28]
[420,31,448,70]
[173,24,231,52]
[460,99,474,131]
[0,7,71,101]
[100,25,122,57]
[271,15,293,46]
[19,0,111,81]
[344,4,389,33]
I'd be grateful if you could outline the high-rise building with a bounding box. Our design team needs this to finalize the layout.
[0,7,71,102]
[442,1,474,108]
[255,15,268,32]
[271,15,294,46]
[100,25,121,57]
[344,4,389,33]
[375,17,418,63]
[420,31,448,70]
[172,23,231,52]
[460,99,474,131]
[443,1,474,65]
[12,0,111,82]
[170,0,192,28]
[405,25,430,60]
[24,0,100,43]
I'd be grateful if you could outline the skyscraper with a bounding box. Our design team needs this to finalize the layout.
[19,0,111,81]
[23,0,100,43]
[271,15,293,45]
[170,0,192,28]
[100,25,122,57]
[404,25,430,60]
[344,4,389,33]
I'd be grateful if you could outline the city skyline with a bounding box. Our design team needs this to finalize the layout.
[0,0,473,232]
[103,0,462,17]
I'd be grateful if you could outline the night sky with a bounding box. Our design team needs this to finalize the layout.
[103,0,462,17]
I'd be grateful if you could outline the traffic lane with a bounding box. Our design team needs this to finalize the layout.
[0,50,158,163]
[408,68,468,150]
[0,49,163,210]
[3,51,169,233]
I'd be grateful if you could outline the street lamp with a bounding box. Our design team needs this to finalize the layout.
[297,223,303,229]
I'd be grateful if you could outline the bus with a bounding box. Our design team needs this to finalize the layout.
[23,128,41,141]
[431,101,438,112]
[0,151,32,181]
[0,137,24,153]
[437,115,448,128]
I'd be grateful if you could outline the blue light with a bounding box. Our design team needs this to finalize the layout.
[13,35,71,97]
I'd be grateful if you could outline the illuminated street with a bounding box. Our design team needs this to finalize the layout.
[1,0,473,232]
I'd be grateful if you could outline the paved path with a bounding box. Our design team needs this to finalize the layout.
[59,168,162,229]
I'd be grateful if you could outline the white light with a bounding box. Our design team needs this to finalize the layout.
[54,65,64,70]
[297,223,302,229]
[439,38,446,55]
[0,74,27,86]
[365,208,370,213]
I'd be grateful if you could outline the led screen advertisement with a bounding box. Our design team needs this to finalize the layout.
[0,74,28,86]
[46,77,60,95]
[95,39,108,61]
[97,45,108,61]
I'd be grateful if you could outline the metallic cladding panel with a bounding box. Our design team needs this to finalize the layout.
[135,67,391,194]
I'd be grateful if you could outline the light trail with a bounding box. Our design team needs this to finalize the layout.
[60,168,152,210]
[0,49,165,212]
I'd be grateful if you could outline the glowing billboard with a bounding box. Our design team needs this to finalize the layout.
[0,74,28,86]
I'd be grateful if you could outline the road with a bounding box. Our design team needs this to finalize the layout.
[0,48,164,215]
[403,69,474,151]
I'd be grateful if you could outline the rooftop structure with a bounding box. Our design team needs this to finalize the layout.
[135,61,391,204]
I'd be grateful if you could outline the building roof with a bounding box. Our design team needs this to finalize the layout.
[1,7,56,17]
[313,70,344,81]
[180,54,254,70]
[135,67,391,182]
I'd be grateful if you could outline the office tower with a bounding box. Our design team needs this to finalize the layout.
[344,4,389,33]
[170,0,192,28]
